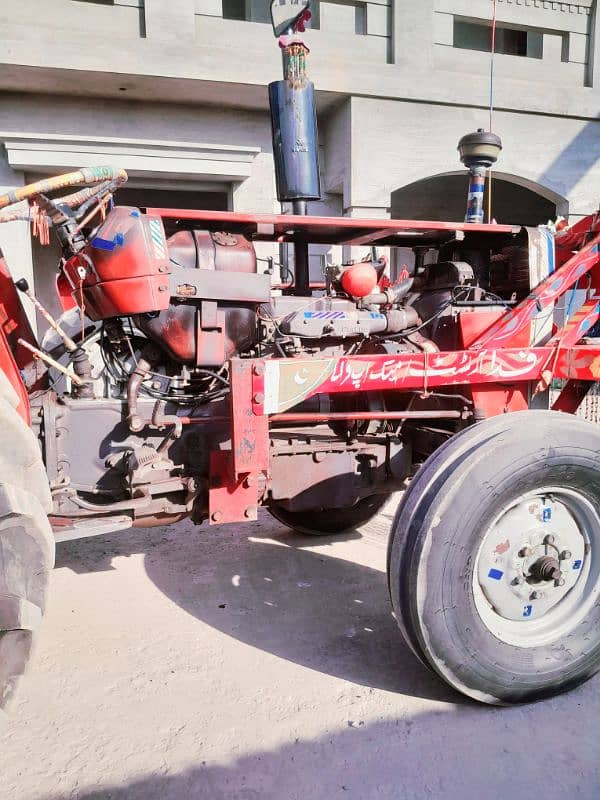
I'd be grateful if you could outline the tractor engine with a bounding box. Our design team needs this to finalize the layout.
[41,203,537,529]
[61,206,424,374]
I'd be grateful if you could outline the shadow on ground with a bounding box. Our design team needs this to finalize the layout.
[37,697,598,800]
[55,512,451,700]
[50,514,599,800]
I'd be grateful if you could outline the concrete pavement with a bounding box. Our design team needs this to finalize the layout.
[2,499,599,799]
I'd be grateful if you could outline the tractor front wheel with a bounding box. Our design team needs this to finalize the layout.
[388,410,600,704]
[0,375,54,713]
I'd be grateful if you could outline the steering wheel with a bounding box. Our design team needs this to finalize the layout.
[0,167,128,225]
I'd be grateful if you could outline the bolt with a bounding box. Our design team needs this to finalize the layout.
[512,576,525,586]
[530,590,544,600]
[152,381,161,390]
[211,511,223,523]
[559,550,572,560]
[543,534,555,545]
[253,364,265,377]
[253,392,264,404]
[244,474,257,488]
[555,578,566,587]
[313,452,327,463]
[244,506,256,519]
[519,546,532,558]
[158,285,168,292]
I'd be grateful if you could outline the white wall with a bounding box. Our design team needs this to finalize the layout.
[347,96,600,219]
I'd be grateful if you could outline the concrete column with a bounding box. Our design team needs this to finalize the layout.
[144,0,195,42]
[590,0,600,88]
[0,156,36,332]
[392,0,434,69]
[231,154,279,275]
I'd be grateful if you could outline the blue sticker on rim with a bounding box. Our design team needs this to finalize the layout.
[573,560,582,570]
[488,568,503,581]
[523,605,533,618]
[542,507,552,522]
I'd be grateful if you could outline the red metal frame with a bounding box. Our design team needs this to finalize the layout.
[148,208,518,245]
[0,252,40,422]
[3,205,598,523]
[146,208,600,523]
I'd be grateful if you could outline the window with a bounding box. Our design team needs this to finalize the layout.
[454,19,543,59]
[221,0,367,35]
[222,0,247,20]
[317,1,366,35]
[222,0,271,23]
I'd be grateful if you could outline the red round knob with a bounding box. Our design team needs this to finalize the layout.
[340,263,378,298]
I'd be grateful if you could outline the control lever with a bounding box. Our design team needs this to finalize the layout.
[15,278,94,397]
[15,278,78,353]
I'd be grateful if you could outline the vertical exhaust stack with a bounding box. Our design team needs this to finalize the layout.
[458,129,502,224]
[269,1,321,294]
[268,1,321,212]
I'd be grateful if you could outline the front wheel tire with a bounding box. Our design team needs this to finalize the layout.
[388,411,600,705]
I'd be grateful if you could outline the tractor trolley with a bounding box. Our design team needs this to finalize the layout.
[0,1,599,708]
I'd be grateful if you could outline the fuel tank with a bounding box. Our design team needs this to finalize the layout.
[137,229,269,366]
[62,206,270,366]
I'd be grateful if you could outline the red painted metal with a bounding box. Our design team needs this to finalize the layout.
[0,252,40,422]
[0,326,29,423]
[458,310,530,417]
[0,253,38,369]
[56,272,77,313]
[270,410,462,422]
[556,344,600,380]
[147,208,518,246]
[252,344,600,417]
[208,450,259,524]
[230,359,269,478]
[62,209,171,321]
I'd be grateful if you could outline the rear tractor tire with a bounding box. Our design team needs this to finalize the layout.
[0,374,54,713]
[388,410,600,704]
[269,493,391,536]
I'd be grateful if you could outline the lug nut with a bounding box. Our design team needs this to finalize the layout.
[559,550,572,560]
[519,547,532,558]
[530,590,544,600]
[555,578,566,587]
[543,534,555,545]
[512,576,525,586]
[244,506,256,519]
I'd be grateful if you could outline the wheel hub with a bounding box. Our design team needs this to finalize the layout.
[476,494,586,622]
[528,554,561,582]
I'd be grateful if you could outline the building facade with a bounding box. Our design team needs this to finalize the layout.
[0,0,598,317]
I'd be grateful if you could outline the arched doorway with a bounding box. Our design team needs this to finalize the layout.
[391,171,568,226]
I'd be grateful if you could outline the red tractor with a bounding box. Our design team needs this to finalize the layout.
[0,1,599,708]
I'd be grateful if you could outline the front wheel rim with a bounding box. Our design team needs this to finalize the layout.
[472,487,600,648]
